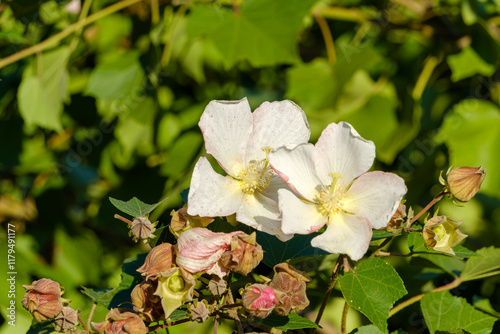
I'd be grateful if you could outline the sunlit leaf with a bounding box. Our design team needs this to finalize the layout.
[339,258,407,331]
[421,290,496,334]
[109,197,165,218]
[461,246,500,281]
[253,313,320,331]
[447,47,495,82]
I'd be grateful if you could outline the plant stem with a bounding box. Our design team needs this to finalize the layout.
[341,301,349,333]
[388,276,462,318]
[151,0,160,24]
[69,0,94,52]
[114,214,133,225]
[408,191,446,227]
[78,314,92,332]
[310,255,344,334]
[87,302,97,330]
[369,237,394,258]
[314,12,336,65]
[160,5,188,67]
[0,0,143,69]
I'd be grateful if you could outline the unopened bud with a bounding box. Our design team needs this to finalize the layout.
[241,284,277,319]
[130,217,157,242]
[207,276,227,296]
[170,207,214,237]
[137,243,175,280]
[269,263,310,316]
[92,308,147,334]
[442,166,486,202]
[220,232,263,275]
[423,216,467,255]
[54,306,78,331]
[22,278,63,322]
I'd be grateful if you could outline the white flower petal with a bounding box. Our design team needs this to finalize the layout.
[311,213,372,260]
[344,171,407,229]
[260,175,289,203]
[187,157,243,217]
[278,188,327,235]
[315,122,375,187]
[199,98,253,176]
[269,144,323,201]
[245,100,310,163]
[236,192,293,241]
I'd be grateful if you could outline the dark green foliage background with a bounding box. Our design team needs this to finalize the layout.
[1,0,499,332]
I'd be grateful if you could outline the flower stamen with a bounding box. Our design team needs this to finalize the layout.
[317,173,345,216]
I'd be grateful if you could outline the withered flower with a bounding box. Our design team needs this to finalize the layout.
[207,276,227,296]
[423,215,467,255]
[22,278,63,322]
[269,263,310,316]
[131,279,163,321]
[387,203,406,230]
[137,243,175,280]
[220,232,263,275]
[92,308,146,334]
[241,284,277,319]
[188,299,210,323]
[154,267,196,319]
[170,207,214,237]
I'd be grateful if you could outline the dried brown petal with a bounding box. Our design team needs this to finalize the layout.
[387,203,406,230]
[270,264,310,316]
[131,280,163,321]
[170,207,214,237]
[92,308,147,334]
[220,232,263,275]
[137,243,175,280]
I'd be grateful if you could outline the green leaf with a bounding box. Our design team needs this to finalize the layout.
[350,325,386,334]
[17,47,69,131]
[256,232,328,268]
[148,310,189,326]
[187,0,316,69]
[436,99,500,199]
[447,47,495,82]
[461,246,500,281]
[82,254,146,309]
[109,197,165,218]
[372,229,400,241]
[421,290,497,334]
[253,313,320,331]
[339,258,407,331]
[407,232,477,259]
[473,297,500,318]
[27,318,57,334]
[85,52,144,100]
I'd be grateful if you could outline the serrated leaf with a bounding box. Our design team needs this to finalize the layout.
[407,232,477,259]
[109,197,165,218]
[252,313,320,331]
[421,290,496,334]
[461,247,500,281]
[84,254,145,309]
[187,0,316,69]
[339,258,407,331]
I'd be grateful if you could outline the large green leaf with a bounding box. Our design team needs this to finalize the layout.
[253,313,320,331]
[421,290,497,334]
[109,197,165,218]
[339,258,407,331]
[187,0,316,69]
[447,47,495,82]
[17,47,69,131]
[461,246,500,281]
[436,99,500,198]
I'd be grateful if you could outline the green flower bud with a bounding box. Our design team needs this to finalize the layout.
[154,268,195,319]
[423,216,467,255]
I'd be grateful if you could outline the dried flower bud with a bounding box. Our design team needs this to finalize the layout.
[137,243,175,280]
[442,166,486,202]
[170,207,214,237]
[54,306,78,331]
[387,203,406,230]
[22,278,63,322]
[269,263,310,316]
[423,216,467,255]
[188,299,210,323]
[242,284,277,319]
[220,232,263,275]
[131,280,163,321]
[130,217,157,242]
[207,276,227,296]
[154,267,195,319]
[92,308,147,334]
[175,228,239,278]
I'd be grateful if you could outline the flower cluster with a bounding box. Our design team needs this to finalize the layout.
[188,98,408,260]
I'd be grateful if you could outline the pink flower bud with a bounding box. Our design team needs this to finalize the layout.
[445,166,486,202]
[220,232,263,275]
[22,278,63,322]
[269,263,310,316]
[92,308,147,334]
[242,284,277,319]
[175,228,239,278]
[137,243,175,280]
